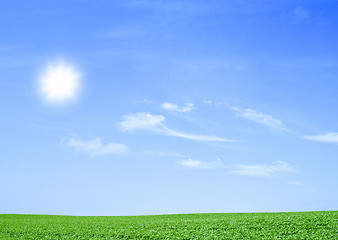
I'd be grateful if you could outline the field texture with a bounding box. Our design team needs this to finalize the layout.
[0,211,337,239]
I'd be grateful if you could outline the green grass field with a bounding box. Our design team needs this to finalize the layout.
[0,211,337,239]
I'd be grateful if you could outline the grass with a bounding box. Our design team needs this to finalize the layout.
[0,211,337,239]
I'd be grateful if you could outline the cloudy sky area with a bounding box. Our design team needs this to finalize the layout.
[1,0,337,216]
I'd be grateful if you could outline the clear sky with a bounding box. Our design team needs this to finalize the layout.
[1,0,338,216]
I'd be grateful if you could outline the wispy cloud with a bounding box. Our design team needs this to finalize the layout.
[120,112,235,142]
[161,126,232,142]
[288,181,315,192]
[230,106,290,132]
[178,158,223,169]
[65,136,128,156]
[127,1,270,17]
[106,27,141,39]
[294,6,310,19]
[127,0,218,16]
[162,102,196,112]
[288,181,304,187]
[0,44,19,51]
[230,161,294,177]
[303,132,338,143]
[179,159,295,177]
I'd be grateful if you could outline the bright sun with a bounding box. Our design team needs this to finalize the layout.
[40,62,80,103]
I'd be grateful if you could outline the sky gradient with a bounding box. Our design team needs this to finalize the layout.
[1,0,338,216]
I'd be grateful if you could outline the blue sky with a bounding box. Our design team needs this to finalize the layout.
[1,0,338,216]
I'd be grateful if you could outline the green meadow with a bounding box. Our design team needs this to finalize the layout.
[0,211,337,239]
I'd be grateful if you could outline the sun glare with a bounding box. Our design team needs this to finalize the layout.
[40,62,80,103]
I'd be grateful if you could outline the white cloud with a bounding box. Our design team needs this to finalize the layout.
[162,102,196,112]
[303,132,338,143]
[178,158,223,169]
[230,106,290,132]
[230,161,294,177]
[120,112,165,132]
[178,159,212,169]
[294,6,310,19]
[202,100,213,105]
[120,112,235,142]
[66,137,128,156]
